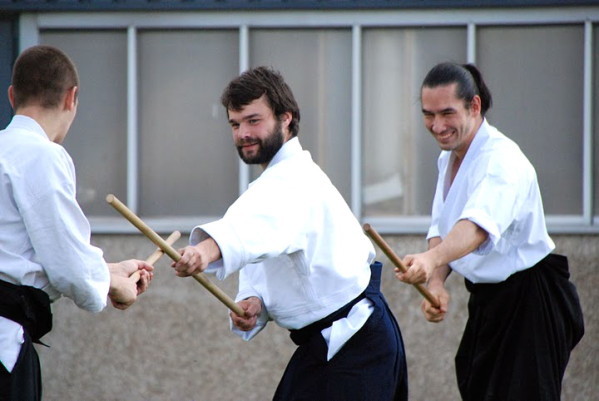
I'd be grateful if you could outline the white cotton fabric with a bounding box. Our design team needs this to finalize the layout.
[191,138,375,356]
[0,115,110,372]
[427,119,554,283]
[321,298,374,361]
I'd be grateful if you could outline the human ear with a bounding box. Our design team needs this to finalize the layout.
[7,86,15,109]
[64,86,78,111]
[471,95,482,116]
[281,111,292,128]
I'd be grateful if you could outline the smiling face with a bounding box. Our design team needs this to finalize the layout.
[227,95,292,168]
[421,82,482,160]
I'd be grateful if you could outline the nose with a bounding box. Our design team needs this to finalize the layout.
[234,122,251,140]
[430,115,445,134]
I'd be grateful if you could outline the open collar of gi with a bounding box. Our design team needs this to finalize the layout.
[266,136,303,169]
[7,115,49,141]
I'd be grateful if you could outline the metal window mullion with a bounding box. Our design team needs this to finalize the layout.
[238,25,251,196]
[351,24,362,218]
[583,20,594,225]
[467,22,476,63]
[127,26,139,213]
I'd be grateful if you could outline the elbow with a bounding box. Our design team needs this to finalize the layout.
[476,225,489,244]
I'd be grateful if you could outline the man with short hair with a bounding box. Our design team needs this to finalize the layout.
[398,62,584,401]
[0,45,154,401]
[173,66,408,401]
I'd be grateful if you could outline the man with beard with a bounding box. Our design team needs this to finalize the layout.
[172,66,408,401]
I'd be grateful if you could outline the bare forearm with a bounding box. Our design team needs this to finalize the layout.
[428,219,488,268]
[427,237,452,285]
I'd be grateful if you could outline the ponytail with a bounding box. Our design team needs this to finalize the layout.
[422,62,493,116]
[461,64,493,116]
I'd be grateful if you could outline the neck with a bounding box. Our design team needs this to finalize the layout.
[16,106,66,143]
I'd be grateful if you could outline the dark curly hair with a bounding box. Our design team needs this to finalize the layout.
[221,66,300,137]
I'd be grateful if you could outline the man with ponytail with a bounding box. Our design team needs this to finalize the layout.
[397,62,584,400]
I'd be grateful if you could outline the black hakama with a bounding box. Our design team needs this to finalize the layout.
[455,254,584,401]
[0,333,42,401]
[273,262,408,401]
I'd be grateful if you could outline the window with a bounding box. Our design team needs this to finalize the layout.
[250,28,353,200]
[137,29,239,217]
[594,23,599,224]
[362,27,467,218]
[42,30,128,217]
[478,24,584,216]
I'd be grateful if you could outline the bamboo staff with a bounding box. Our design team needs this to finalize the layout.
[363,224,441,308]
[106,194,245,316]
[129,230,181,283]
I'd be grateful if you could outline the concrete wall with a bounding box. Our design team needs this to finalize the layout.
[37,233,597,400]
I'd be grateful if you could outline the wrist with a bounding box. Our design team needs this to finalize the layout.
[200,238,222,264]
[428,265,450,287]
[108,274,120,294]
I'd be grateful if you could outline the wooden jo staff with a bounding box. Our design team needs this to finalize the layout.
[106,194,245,316]
[129,230,181,283]
[363,223,441,309]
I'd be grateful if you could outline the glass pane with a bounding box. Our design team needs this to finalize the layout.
[0,18,15,128]
[478,25,584,215]
[362,27,467,217]
[250,29,353,203]
[40,30,128,216]
[138,30,239,217]
[594,24,599,219]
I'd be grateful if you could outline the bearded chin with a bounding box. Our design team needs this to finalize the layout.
[237,122,285,165]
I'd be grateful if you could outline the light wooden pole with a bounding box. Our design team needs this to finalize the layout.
[106,194,245,316]
[129,230,181,283]
[363,224,441,308]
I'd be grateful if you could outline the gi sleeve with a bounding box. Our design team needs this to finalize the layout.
[190,174,311,280]
[229,266,270,341]
[459,150,534,254]
[17,147,109,312]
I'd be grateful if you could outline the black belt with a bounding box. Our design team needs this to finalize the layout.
[288,290,366,346]
[0,279,53,344]
[288,261,384,346]
[464,253,564,295]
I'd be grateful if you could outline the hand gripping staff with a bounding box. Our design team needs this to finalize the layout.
[106,194,245,316]
[129,230,181,283]
[363,224,441,309]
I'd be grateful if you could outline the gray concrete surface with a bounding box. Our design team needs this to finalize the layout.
[37,234,597,400]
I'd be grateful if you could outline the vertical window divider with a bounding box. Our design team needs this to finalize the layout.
[127,25,139,213]
[351,24,363,218]
[238,24,251,195]
[583,20,594,225]
[467,22,476,63]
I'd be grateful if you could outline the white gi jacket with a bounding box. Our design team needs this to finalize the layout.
[191,138,375,358]
[0,115,110,372]
[427,119,555,283]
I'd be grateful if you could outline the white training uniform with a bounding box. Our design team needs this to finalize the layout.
[427,119,555,283]
[191,137,375,359]
[0,115,110,372]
